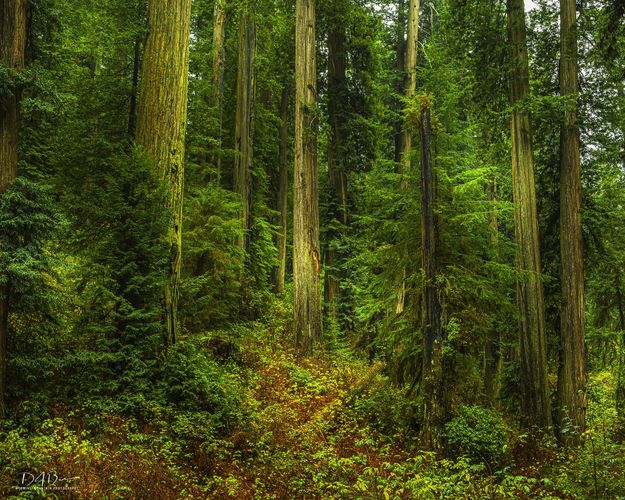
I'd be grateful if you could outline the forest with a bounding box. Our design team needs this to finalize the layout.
[0,0,624,497]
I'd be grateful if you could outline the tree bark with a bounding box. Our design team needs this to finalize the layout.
[396,0,420,315]
[506,0,551,430]
[615,280,625,417]
[136,0,192,347]
[274,86,289,293]
[484,178,502,406]
[210,0,227,179]
[234,12,256,252]
[325,5,348,321]
[0,0,27,417]
[419,105,444,450]
[556,0,587,445]
[394,0,406,164]
[127,37,141,137]
[294,0,322,356]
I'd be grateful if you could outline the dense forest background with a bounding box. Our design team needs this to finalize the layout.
[1,0,625,497]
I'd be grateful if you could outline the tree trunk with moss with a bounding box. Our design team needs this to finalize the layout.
[506,0,551,430]
[0,0,27,417]
[210,0,227,179]
[419,104,444,450]
[615,280,625,417]
[556,0,587,445]
[294,0,322,356]
[325,3,348,321]
[274,86,289,293]
[234,13,256,252]
[136,0,191,347]
[396,0,419,315]
[127,37,141,137]
[394,0,406,163]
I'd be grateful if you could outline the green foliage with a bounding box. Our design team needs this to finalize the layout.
[181,182,244,330]
[1,0,625,497]
[158,340,244,432]
[444,405,510,467]
[0,176,61,301]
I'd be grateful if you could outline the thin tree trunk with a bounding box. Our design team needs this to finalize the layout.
[557,0,587,445]
[402,0,419,173]
[136,0,192,347]
[127,37,141,137]
[294,0,322,356]
[419,104,444,450]
[396,0,420,315]
[234,12,256,252]
[210,0,227,179]
[0,0,27,417]
[274,86,289,293]
[506,0,551,430]
[615,280,625,416]
[325,7,348,321]
[484,177,502,406]
[394,0,406,164]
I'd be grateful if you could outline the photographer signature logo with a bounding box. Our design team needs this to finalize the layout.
[13,471,79,491]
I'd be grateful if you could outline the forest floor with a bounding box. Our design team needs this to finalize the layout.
[0,302,622,498]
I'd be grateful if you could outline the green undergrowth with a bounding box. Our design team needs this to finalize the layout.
[0,298,623,498]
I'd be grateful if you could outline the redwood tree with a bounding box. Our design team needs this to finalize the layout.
[396,0,420,314]
[557,0,587,444]
[135,0,192,346]
[506,0,551,429]
[294,0,322,356]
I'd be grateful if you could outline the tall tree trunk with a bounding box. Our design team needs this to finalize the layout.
[294,0,322,356]
[0,0,27,417]
[234,13,256,252]
[127,37,141,137]
[325,6,348,321]
[557,0,587,445]
[506,0,551,430]
[136,0,192,347]
[615,280,625,417]
[274,86,289,293]
[403,0,419,169]
[210,0,227,179]
[394,0,406,164]
[484,177,502,406]
[419,104,444,450]
[0,0,27,418]
[396,0,420,315]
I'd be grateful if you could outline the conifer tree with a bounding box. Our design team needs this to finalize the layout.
[557,0,587,444]
[0,0,27,416]
[294,0,322,355]
[135,0,192,346]
[506,0,551,429]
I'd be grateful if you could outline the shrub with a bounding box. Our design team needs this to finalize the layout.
[157,342,244,433]
[444,405,509,467]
